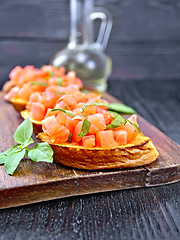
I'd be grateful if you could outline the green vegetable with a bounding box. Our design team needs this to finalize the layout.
[52,108,76,117]
[108,103,136,114]
[28,143,53,163]
[0,118,53,175]
[47,71,54,77]
[106,115,125,129]
[68,133,73,142]
[55,92,65,95]
[78,119,91,138]
[31,82,48,86]
[81,102,135,114]
[57,78,62,86]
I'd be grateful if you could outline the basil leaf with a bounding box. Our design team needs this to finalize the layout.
[55,91,65,95]
[57,78,62,86]
[4,149,26,175]
[22,138,34,148]
[14,118,33,144]
[47,71,54,77]
[31,82,48,86]
[108,103,136,114]
[81,102,135,114]
[28,142,53,163]
[78,119,91,138]
[108,110,120,119]
[52,108,76,117]
[68,133,73,142]
[106,115,125,129]
[0,144,21,164]
[81,103,109,113]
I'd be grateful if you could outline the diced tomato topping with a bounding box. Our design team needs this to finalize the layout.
[42,115,69,140]
[117,115,139,143]
[66,115,80,132]
[29,92,41,103]
[4,86,19,101]
[56,111,66,125]
[82,135,95,148]
[54,101,66,110]
[60,95,77,110]
[72,121,83,142]
[44,108,58,118]
[114,130,127,146]
[88,124,99,134]
[30,102,46,121]
[9,66,23,83]
[18,84,34,101]
[97,108,113,125]
[40,91,56,109]
[83,105,97,115]
[96,130,118,148]
[87,113,106,131]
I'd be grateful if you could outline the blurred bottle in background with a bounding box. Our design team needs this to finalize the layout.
[51,0,112,91]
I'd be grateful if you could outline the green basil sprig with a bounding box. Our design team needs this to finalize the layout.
[57,78,62,86]
[31,82,48,86]
[78,119,91,138]
[81,102,136,114]
[52,108,76,117]
[0,118,53,175]
[106,115,125,129]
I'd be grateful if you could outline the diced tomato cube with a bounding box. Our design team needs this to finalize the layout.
[29,92,41,103]
[117,114,139,143]
[44,108,58,118]
[66,115,80,132]
[82,135,95,148]
[9,66,23,83]
[83,105,97,115]
[60,95,77,110]
[113,130,127,146]
[42,115,69,140]
[87,113,106,131]
[18,84,34,101]
[88,124,99,134]
[56,111,66,125]
[4,86,19,101]
[72,121,83,142]
[30,102,46,121]
[96,130,118,148]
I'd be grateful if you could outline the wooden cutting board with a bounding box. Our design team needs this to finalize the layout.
[0,92,179,209]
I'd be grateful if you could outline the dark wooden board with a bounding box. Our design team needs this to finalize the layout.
[0,92,179,209]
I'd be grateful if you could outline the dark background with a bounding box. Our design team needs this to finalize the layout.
[1,0,180,89]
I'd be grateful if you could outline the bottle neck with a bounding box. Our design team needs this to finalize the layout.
[69,0,94,48]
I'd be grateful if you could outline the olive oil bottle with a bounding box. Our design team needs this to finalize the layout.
[51,0,112,91]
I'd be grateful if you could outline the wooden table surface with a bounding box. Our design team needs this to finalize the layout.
[0,79,179,240]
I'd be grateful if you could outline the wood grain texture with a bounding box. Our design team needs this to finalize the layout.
[0,90,179,209]
[1,0,180,88]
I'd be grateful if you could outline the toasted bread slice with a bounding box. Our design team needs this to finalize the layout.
[10,98,27,113]
[38,132,159,170]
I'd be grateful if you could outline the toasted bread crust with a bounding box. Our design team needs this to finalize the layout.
[10,98,27,112]
[38,132,159,170]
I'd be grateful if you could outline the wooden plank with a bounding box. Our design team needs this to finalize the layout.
[1,0,180,42]
[0,92,179,209]
[1,40,180,90]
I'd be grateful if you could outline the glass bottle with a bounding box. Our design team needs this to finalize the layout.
[50,0,112,91]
